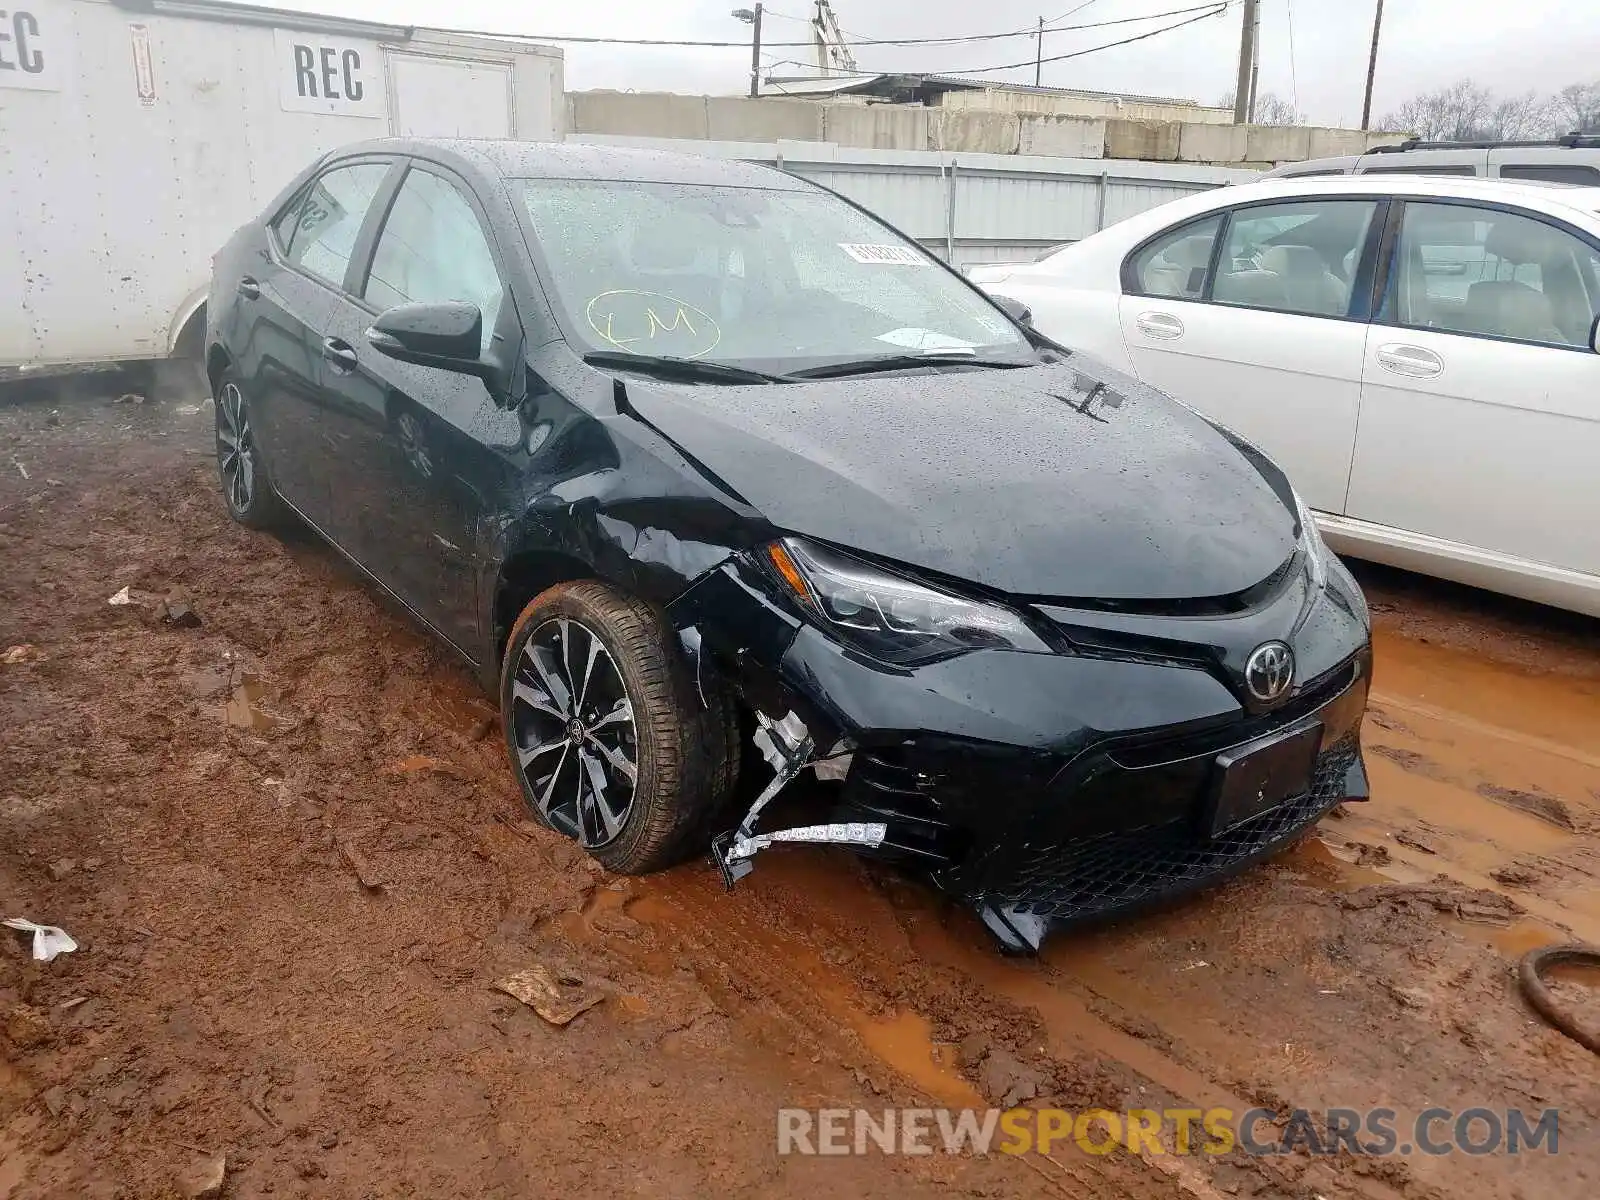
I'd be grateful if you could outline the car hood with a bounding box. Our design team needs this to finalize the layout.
[623,359,1298,601]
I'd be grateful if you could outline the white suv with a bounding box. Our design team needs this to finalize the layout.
[967,175,1600,617]
[1264,134,1600,187]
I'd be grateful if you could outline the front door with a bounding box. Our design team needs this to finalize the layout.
[1117,198,1384,516]
[319,162,520,651]
[252,160,396,527]
[1347,199,1600,578]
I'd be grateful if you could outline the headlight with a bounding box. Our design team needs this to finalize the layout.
[1292,488,1328,590]
[763,538,1052,667]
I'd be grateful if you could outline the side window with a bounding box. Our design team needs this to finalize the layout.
[1389,202,1600,348]
[364,168,505,353]
[1125,216,1222,300]
[1212,199,1379,318]
[271,186,308,255]
[282,163,390,289]
[1498,164,1600,187]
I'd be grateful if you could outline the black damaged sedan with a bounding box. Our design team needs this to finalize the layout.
[206,140,1371,951]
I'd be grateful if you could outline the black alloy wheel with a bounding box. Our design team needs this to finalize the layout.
[501,581,740,874]
[215,375,283,529]
[514,615,639,847]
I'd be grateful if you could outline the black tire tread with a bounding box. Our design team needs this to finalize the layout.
[502,580,741,874]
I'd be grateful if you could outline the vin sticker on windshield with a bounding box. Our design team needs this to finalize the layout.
[839,243,927,265]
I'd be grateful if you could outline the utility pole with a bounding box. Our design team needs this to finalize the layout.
[1360,0,1385,130]
[749,2,763,99]
[1232,0,1259,124]
[1035,16,1044,88]
[733,5,763,98]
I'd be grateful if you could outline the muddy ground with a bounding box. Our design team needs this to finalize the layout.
[0,375,1596,1199]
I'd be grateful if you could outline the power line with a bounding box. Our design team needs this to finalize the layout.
[1285,0,1300,113]
[932,4,1234,77]
[423,4,1237,51]
[1043,1,1102,26]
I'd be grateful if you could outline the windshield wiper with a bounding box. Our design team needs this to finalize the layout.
[787,353,1035,381]
[582,351,792,385]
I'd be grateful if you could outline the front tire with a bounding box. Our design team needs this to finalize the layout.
[501,581,740,874]
[215,373,284,530]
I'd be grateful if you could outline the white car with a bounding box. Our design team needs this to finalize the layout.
[969,176,1600,618]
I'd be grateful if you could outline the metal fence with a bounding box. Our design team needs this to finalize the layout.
[568,133,1260,267]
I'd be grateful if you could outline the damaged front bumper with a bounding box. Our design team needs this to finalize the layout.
[671,556,1373,954]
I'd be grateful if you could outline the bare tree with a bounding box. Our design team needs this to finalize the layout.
[1379,79,1555,140]
[1552,81,1600,133]
[1217,90,1303,126]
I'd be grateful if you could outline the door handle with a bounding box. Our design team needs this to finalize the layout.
[237,276,261,300]
[1375,344,1443,379]
[321,337,359,374]
[1135,311,1185,340]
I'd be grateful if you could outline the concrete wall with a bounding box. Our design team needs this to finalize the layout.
[934,87,1233,125]
[565,91,1393,166]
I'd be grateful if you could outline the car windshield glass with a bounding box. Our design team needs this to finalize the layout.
[516,179,1028,368]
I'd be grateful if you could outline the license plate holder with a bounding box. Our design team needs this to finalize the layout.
[1207,722,1322,837]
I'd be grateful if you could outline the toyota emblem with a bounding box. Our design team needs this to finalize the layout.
[1244,641,1295,703]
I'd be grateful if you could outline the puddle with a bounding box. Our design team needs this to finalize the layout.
[1485,919,1569,959]
[223,673,284,732]
[628,886,984,1109]
[1280,833,1433,889]
[1545,959,1600,989]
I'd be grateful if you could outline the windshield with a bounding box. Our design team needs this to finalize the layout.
[516,179,1029,368]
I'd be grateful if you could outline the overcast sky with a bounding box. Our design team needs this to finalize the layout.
[277,0,1599,128]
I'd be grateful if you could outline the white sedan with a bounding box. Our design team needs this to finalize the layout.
[969,176,1600,618]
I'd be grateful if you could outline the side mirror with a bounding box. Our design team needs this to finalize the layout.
[1591,313,1600,355]
[993,295,1034,328]
[366,301,491,378]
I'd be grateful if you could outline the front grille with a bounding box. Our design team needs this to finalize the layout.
[970,734,1359,923]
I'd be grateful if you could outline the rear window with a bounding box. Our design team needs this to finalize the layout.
[1358,165,1478,176]
[1498,164,1600,187]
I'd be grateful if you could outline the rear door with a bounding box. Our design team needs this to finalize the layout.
[1116,196,1385,515]
[1348,198,1600,578]
[318,159,522,651]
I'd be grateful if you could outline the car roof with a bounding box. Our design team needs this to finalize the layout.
[327,137,808,190]
[1206,173,1600,222]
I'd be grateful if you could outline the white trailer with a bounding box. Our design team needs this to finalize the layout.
[0,0,563,369]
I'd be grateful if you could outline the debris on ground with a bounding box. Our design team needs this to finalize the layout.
[1351,841,1392,868]
[46,858,76,881]
[3,916,80,961]
[107,585,133,606]
[3,643,39,664]
[1384,982,1432,1011]
[112,392,146,406]
[1518,943,1600,1055]
[494,965,605,1025]
[12,458,28,480]
[1338,880,1523,925]
[175,1153,227,1199]
[160,599,202,628]
[5,1004,52,1049]
[1491,863,1542,888]
[1394,830,1439,855]
[1475,784,1578,831]
[337,841,387,892]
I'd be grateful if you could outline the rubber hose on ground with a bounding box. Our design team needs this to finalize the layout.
[1518,943,1600,1055]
